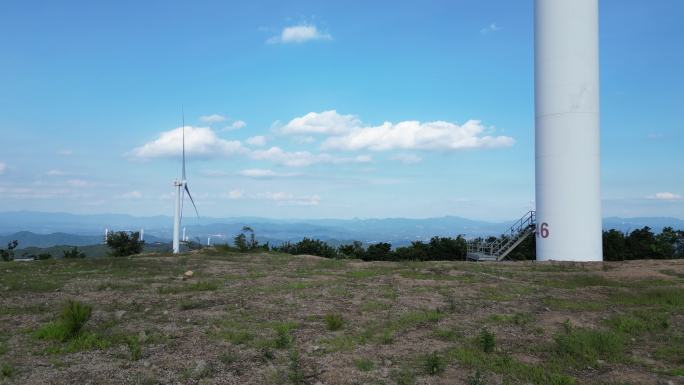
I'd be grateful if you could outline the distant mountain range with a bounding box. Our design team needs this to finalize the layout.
[0,211,682,249]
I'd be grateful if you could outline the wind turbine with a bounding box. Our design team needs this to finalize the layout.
[172,109,199,254]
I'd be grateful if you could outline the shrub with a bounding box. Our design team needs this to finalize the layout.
[36,300,92,342]
[467,369,487,385]
[338,241,366,259]
[288,349,305,385]
[106,231,144,257]
[364,242,392,261]
[1,363,13,378]
[478,328,496,353]
[0,240,18,262]
[421,351,446,375]
[354,357,375,371]
[63,246,86,259]
[324,313,344,331]
[273,324,295,349]
[36,253,53,260]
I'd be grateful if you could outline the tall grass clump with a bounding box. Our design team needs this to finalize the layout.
[35,300,92,342]
[478,328,496,353]
[324,313,344,331]
[553,322,623,367]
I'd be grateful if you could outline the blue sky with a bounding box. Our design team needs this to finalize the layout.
[0,0,682,221]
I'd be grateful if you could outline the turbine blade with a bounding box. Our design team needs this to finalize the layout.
[184,184,200,218]
[182,106,186,181]
[180,185,185,223]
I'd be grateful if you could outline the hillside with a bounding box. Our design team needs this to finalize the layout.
[0,252,682,384]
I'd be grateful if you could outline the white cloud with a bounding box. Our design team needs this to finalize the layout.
[251,146,372,167]
[246,135,267,146]
[390,154,423,164]
[57,149,73,156]
[259,192,321,206]
[238,168,300,179]
[66,179,90,187]
[268,24,332,44]
[0,162,6,175]
[227,189,244,199]
[281,110,360,135]
[481,23,501,34]
[130,126,246,159]
[238,169,278,178]
[122,190,143,199]
[199,114,227,124]
[646,192,682,201]
[223,120,247,131]
[46,169,69,176]
[322,120,514,151]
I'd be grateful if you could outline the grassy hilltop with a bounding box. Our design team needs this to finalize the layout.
[0,251,683,385]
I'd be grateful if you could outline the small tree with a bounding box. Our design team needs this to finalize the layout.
[106,231,144,257]
[234,233,248,252]
[63,247,86,259]
[0,240,18,262]
[242,226,260,249]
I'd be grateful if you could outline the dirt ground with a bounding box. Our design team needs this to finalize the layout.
[1,252,683,385]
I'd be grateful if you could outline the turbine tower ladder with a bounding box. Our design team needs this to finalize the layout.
[466,211,536,262]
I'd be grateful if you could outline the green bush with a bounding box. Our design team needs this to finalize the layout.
[421,351,446,375]
[1,363,13,378]
[0,240,18,262]
[324,313,344,331]
[63,246,86,259]
[478,329,496,353]
[36,300,92,342]
[354,357,374,371]
[106,231,144,257]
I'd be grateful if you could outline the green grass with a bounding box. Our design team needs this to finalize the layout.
[420,351,446,375]
[354,357,375,371]
[324,313,344,331]
[391,366,416,385]
[158,280,220,294]
[543,297,605,311]
[272,322,298,349]
[1,362,13,378]
[448,347,575,385]
[433,326,464,342]
[552,324,624,367]
[488,312,534,326]
[542,274,617,289]
[610,287,684,309]
[653,337,684,365]
[393,309,444,331]
[478,329,496,353]
[322,334,357,352]
[35,300,92,342]
[605,311,669,335]
[360,300,392,312]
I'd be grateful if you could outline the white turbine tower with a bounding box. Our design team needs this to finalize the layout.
[172,110,199,254]
[535,0,602,261]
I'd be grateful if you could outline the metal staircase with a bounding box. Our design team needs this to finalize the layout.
[467,211,536,262]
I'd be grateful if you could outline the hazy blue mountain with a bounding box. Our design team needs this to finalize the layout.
[0,211,682,249]
[0,231,166,249]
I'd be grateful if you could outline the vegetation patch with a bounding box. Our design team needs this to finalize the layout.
[324,313,344,331]
[35,300,92,342]
[552,322,624,367]
[353,357,374,371]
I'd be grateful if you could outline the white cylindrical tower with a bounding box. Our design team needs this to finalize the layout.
[535,0,602,261]
[172,180,182,254]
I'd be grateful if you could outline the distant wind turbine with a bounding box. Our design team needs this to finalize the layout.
[172,108,200,254]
